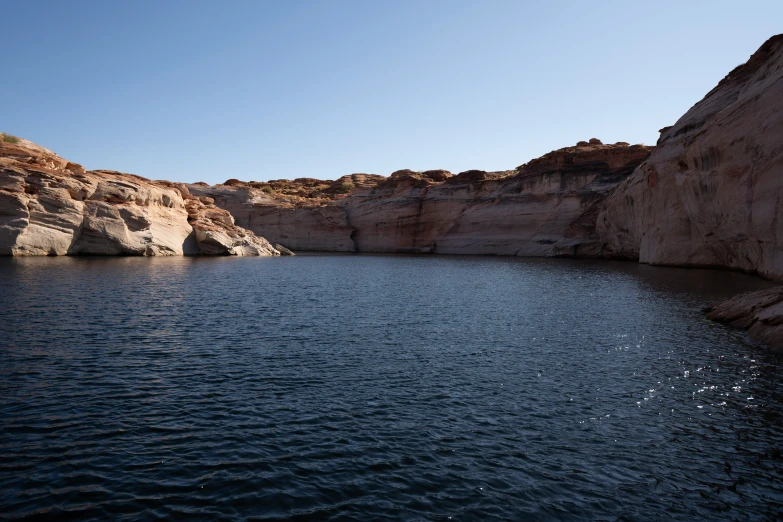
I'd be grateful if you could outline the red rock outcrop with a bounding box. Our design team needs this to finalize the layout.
[0,139,279,256]
[189,141,652,256]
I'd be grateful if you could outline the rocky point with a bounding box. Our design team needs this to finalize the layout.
[0,138,279,256]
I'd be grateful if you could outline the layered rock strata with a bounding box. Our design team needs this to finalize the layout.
[189,139,653,256]
[595,34,783,347]
[597,35,783,280]
[0,139,278,256]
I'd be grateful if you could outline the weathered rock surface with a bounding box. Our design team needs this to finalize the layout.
[0,139,279,256]
[186,184,358,252]
[597,35,783,280]
[182,193,279,256]
[190,140,653,255]
[707,287,783,349]
[274,243,295,256]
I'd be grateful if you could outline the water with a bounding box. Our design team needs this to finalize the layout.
[1,255,782,521]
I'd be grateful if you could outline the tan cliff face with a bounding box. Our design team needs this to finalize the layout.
[0,139,279,256]
[597,34,783,280]
[186,183,359,252]
[188,140,653,256]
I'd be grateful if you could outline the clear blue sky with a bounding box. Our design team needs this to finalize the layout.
[3,1,781,183]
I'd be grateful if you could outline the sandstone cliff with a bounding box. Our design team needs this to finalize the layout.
[189,139,653,256]
[597,35,783,280]
[595,34,783,348]
[0,139,279,256]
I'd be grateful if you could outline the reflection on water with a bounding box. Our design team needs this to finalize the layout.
[0,255,781,520]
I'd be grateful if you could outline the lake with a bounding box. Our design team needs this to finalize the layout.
[1,255,781,520]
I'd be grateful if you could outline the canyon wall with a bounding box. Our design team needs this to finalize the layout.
[187,183,359,252]
[195,29,782,272]
[597,34,783,280]
[186,34,782,277]
[2,35,780,275]
[190,140,653,257]
[0,140,279,256]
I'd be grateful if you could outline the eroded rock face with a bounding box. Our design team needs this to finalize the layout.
[0,140,278,256]
[186,184,357,251]
[706,287,783,349]
[340,142,648,255]
[183,193,279,256]
[175,185,280,256]
[597,35,783,279]
[190,142,652,255]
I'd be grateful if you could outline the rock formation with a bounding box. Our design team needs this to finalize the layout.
[595,34,783,347]
[188,183,359,252]
[0,139,279,256]
[597,35,783,280]
[706,287,783,350]
[188,140,653,256]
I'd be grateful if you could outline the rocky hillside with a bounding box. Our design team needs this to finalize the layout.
[0,138,279,256]
[189,139,653,255]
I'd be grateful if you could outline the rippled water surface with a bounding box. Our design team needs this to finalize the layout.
[1,255,782,521]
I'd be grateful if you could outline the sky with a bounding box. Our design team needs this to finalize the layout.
[2,1,781,184]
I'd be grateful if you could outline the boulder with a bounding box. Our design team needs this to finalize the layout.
[706,287,783,349]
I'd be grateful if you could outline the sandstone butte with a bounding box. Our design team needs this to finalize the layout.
[1,34,781,347]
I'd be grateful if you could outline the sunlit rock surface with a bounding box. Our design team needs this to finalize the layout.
[190,140,652,256]
[0,139,278,256]
[598,35,783,280]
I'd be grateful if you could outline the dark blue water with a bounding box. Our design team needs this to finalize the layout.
[1,255,782,521]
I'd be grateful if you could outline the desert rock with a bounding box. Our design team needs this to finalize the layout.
[190,141,652,255]
[706,287,783,349]
[597,35,783,280]
[0,139,278,256]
